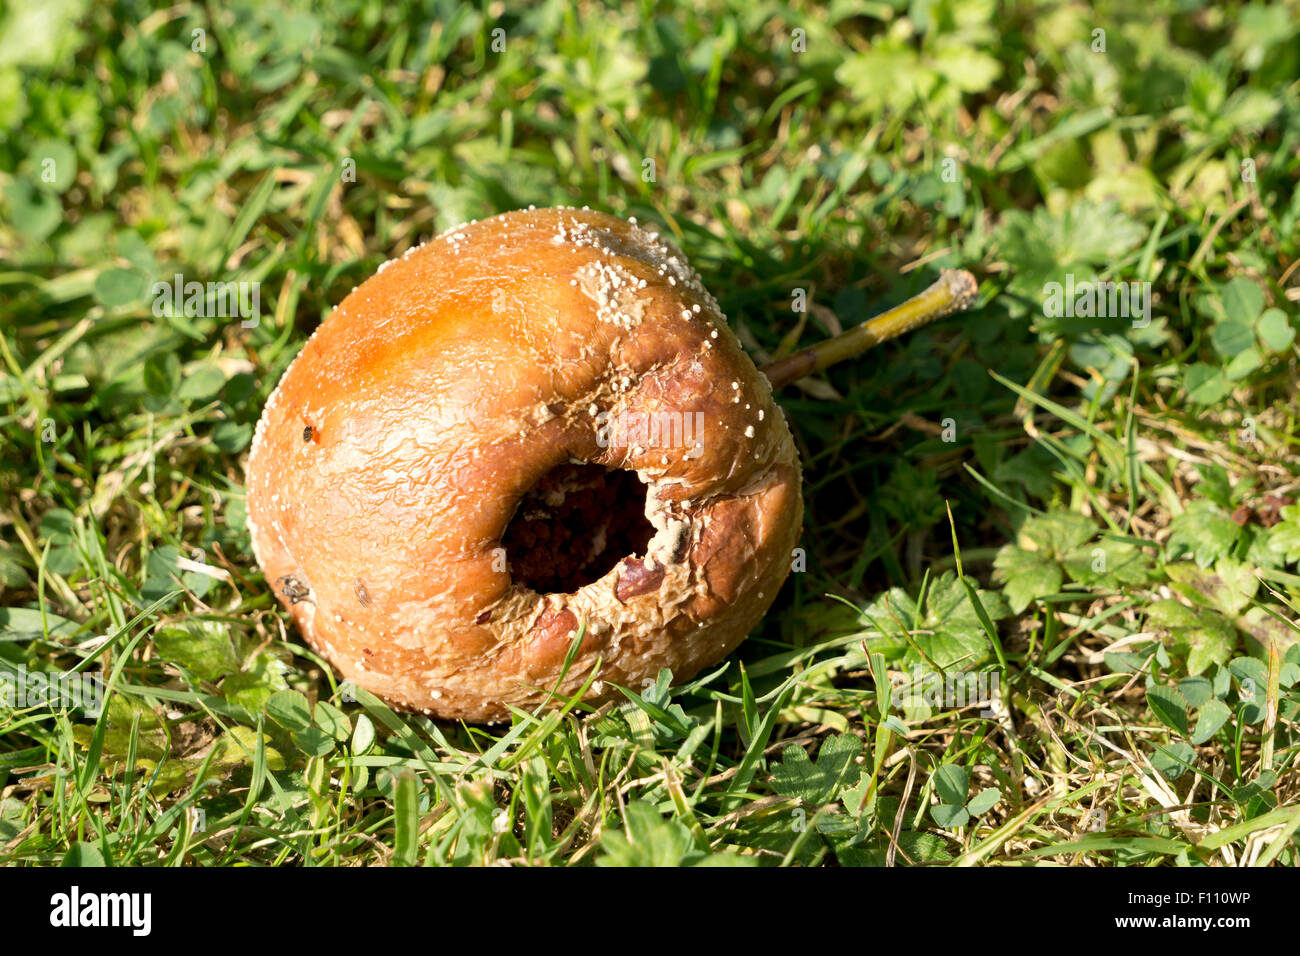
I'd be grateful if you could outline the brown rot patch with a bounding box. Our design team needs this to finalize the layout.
[523,606,586,676]
[354,578,371,606]
[276,574,312,604]
[614,557,666,603]
[533,607,578,638]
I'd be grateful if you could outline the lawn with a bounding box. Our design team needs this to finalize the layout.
[1,0,1299,867]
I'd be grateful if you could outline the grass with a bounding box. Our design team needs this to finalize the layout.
[1,0,1299,867]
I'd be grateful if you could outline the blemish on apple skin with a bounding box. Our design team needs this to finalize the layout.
[355,578,372,607]
[300,415,320,444]
[277,574,311,604]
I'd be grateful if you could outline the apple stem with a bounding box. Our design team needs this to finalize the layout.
[761,269,979,390]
